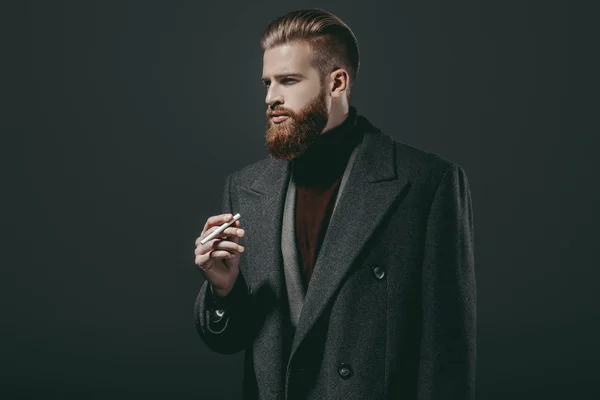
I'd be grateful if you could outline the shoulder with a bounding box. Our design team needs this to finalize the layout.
[395,139,454,179]
[358,115,466,187]
[226,157,273,187]
[382,136,472,217]
[380,130,469,191]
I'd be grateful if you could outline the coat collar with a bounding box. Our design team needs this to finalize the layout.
[249,115,398,194]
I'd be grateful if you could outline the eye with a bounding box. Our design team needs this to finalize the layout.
[262,81,270,87]
[281,78,296,84]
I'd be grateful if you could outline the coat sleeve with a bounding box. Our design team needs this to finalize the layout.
[193,172,255,355]
[417,164,477,400]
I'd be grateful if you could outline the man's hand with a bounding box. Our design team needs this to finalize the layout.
[195,214,245,298]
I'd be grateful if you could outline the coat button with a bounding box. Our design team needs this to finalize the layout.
[372,266,386,280]
[338,363,352,379]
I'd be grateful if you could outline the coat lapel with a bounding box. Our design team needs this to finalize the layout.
[237,157,291,394]
[286,124,411,370]
[238,156,290,301]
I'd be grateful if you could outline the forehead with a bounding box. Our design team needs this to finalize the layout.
[262,41,315,77]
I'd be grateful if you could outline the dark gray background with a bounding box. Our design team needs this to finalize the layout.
[2,1,596,399]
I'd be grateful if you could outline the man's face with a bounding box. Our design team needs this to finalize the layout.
[262,41,330,160]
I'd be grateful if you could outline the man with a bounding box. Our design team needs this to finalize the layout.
[193,8,476,400]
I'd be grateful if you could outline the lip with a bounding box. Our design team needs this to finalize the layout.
[271,115,289,123]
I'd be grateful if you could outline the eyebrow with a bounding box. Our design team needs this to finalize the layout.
[261,73,305,82]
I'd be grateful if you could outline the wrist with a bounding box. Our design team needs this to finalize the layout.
[208,274,246,310]
[211,284,232,299]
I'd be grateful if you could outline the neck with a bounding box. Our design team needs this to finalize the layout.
[292,105,360,186]
[321,97,350,134]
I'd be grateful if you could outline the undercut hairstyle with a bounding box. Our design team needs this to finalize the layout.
[261,9,360,101]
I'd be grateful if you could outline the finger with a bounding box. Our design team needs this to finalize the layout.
[211,225,244,238]
[196,237,244,256]
[203,214,235,233]
[195,249,235,266]
[213,239,245,253]
[196,225,244,246]
[230,220,244,237]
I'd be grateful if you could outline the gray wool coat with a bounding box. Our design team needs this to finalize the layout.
[194,115,476,400]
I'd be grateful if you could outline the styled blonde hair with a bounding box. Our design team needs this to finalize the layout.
[261,9,360,100]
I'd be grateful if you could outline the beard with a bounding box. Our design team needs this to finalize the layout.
[264,86,329,160]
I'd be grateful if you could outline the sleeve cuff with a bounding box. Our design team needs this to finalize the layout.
[208,272,249,311]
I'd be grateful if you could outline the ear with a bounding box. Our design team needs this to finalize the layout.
[329,68,349,98]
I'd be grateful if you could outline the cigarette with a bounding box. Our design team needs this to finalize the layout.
[200,213,241,245]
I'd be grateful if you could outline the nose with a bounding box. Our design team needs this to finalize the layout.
[265,85,283,107]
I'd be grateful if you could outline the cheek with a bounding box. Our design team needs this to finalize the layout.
[286,85,319,111]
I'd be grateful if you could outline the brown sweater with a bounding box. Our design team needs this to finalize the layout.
[292,106,363,287]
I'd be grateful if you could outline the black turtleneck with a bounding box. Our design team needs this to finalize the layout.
[292,106,363,286]
[292,106,362,186]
